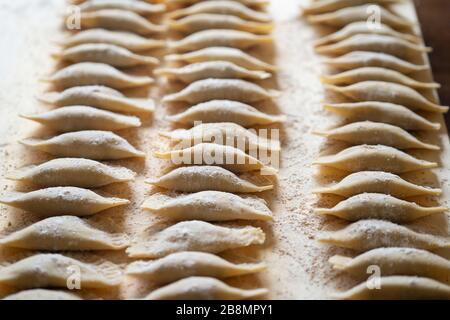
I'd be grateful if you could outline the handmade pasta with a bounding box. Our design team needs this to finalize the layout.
[315,193,446,222]
[79,0,166,15]
[329,247,450,283]
[39,86,155,114]
[126,220,265,258]
[322,51,428,74]
[126,251,266,285]
[323,102,440,131]
[60,29,165,52]
[154,143,277,174]
[146,166,273,193]
[80,9,166,35]
[304,0,406,15]
[168,14,273,34]
[22,106,141,132]
[159,122,279,152]
[3,289,82,300]
[144,276,268,300]
[313,171,441,198]
[166,0,269,7]
[316,35,431,60]
[166,47,277,71]
[326,81,449,113]
[162,79,279,104]
[155,61,271,83]
[7,158,135,188]
[314,145,437,173]
[321,67,440,90]
[0,216,129,251]
[307,5,414,29]
[317,219,450,251]
[314,21,420,46]
[167,100,285,127]
[44,62,154,89]
[0,254,121,289]
[21,130,146,160]
[168,29,272,52]
[167,1,271,22]
[55,43,159,67]
[332,276,450,300]
[142,191,273,221]
[315,121,439,150]
[0,187,129,216]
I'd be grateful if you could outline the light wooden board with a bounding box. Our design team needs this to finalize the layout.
[0,0,448,299]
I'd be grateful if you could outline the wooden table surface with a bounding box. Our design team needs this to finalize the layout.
[414,0,450,129]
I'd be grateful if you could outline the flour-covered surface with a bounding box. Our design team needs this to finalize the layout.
[0,0,448,299]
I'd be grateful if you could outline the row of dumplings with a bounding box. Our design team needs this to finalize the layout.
[304,0,450,299]
[0,0,169,300]
[127,0,281,299]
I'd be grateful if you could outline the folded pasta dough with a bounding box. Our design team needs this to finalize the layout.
[126,251,266,285]
[0,216,129,251]
[146,166,273,193]
[126,220,265,258]
[142,191,273,221]
[21,130,145,160]
[7,158,135,188]
[144,276,268,300]
[0,187,129,216]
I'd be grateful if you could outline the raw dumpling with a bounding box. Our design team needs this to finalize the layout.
[146,166,273,193]
[167,100,285,127]
[144,276,268,300]
[162,79,279,104]
[44,62,154,89]
[39,86,155,114]
[7,158,135,188]
[126,220,265,258]
[322,51,428,74]
[167,1,271,22]
[155,61,271,83]
[126,251,266,285]
[321,67,439,89]
[60,29,165,52]
[315,193,446,223]
[54,43,159,67]
[0,187,129,216]
[79,0,166,15]
[3,289,81,300]
[21,106,141,132]
[168,29,272,52]
[316,34,431,60]
[323,102,440,131]
[329,247,450,283]
[0,254,121,289]
[167,0,269,7]
[332,276,450,300]
[159,122,279,152]
[315,121,439,150]
[304,0,405,15]
[154,143,277,174]
[0,216,129,251]
[166,46,277,71]
[21,130,145,160]
[314,21,419,47]
[314,145,437,173]
[168,14,273,34]
[314,171,441,198]
[80,9,166,34]
[326,81,449,113]
[307,5,413,30]
[142,191,273,221]
[317,219,450,251]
